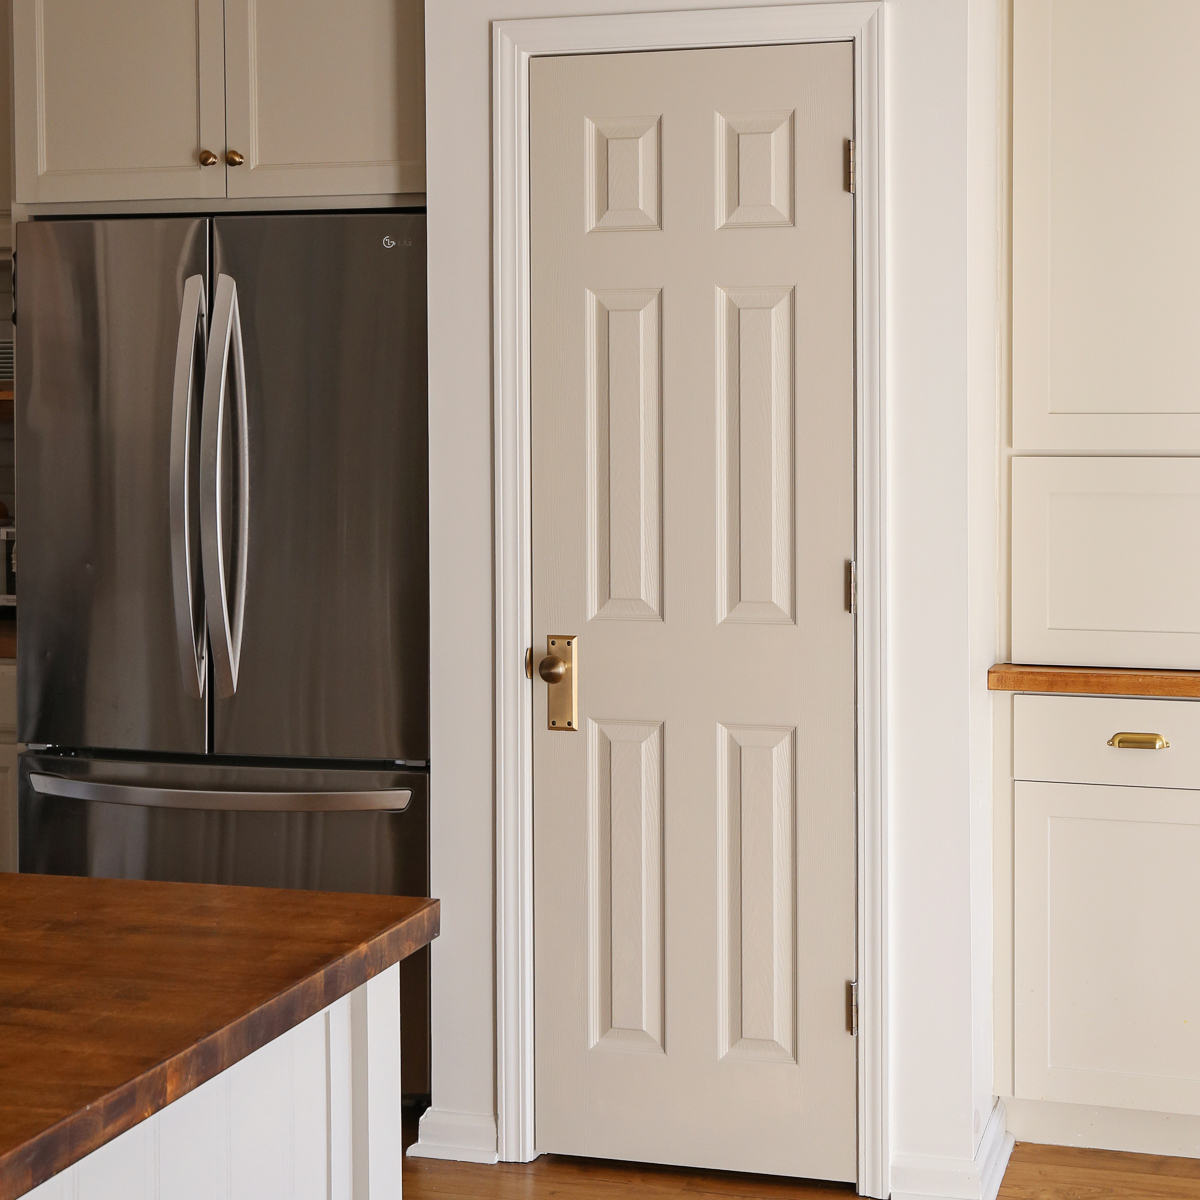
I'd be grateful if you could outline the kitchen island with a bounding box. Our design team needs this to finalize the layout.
[0,873,439,1200]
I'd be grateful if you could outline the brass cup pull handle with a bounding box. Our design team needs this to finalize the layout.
[1108,732,1170,750]
[226,150,245,166]
[538,655,567,684]
[198,149,219,166]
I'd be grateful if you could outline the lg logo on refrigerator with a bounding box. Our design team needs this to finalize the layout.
[382,236,412,249]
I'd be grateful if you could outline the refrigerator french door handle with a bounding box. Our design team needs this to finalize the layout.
[169,274,208,698]
[200,273,251,700]
[29,772,412,813]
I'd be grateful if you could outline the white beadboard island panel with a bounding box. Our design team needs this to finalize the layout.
[22,968,402,1200]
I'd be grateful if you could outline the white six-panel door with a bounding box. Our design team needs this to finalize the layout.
[530,43,857,1181]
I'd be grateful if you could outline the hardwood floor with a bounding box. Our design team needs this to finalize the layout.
[999,1141,1200,1199]
[401,1128,1200,1200]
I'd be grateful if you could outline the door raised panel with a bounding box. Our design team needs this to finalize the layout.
[13,0,227,203]
[588,719,665,1053]
[223,0,425,198]
[716,111,795,229]
[585,117,661,232]
[717,286,796,625]
[718,724,797,1063]
[586,288,663,622]
[1011,456,1200,668]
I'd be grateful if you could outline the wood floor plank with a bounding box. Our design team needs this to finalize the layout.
[1006,1143,1200,1181]
[401,1130,1200,1200]
[998,1143,1200,1200]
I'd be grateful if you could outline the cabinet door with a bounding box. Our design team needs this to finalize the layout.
[12,0,227,204]
[1012,456,1200,669]
[1013,0,1200,451]
[1015,780,1200,1114]
[223,0,424,199]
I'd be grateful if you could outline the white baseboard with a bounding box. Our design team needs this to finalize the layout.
[891,1100,1015,1200]
[1004,1096,1200,1158]
[406,1107,500,1164]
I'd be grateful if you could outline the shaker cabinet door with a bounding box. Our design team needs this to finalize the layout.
[223,0,425,199]
[1015,780,1200,1115]
[13,0,228,204]
[1013,0,1200,451]
[1012,456,1200,669]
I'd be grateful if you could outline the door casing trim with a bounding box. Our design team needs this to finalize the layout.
[492,5,888,1193]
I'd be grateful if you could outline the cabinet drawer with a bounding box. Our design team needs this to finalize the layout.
[1012,456,1200,669]
[1015,694,1200,790]
[1015,781,1200,1114]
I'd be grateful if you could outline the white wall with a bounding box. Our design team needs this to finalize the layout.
[968,0,1001,1161]
[423,1,1003,1193]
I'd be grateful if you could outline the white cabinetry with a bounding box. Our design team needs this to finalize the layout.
[1015,780,1200,1114]
[1012,695,1200,1118]
[224,0,425,199]
[12,0,425,205]
[1011,457,1200,669]
[12,0,227,204]
[1013,0,1200,451]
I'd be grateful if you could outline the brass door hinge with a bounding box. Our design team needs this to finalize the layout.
[847,980,859,1036]
[847,139,856,194]
[845,559,857,614]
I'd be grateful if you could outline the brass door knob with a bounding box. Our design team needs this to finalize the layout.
[538,655,567,684]
[226,150,245,166]
[198,149,218,166]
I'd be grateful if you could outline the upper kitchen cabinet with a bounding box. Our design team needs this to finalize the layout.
[12,0,425,206]
[1013,0,1200,451]
[13,0,228,203]
[223,0,424,198]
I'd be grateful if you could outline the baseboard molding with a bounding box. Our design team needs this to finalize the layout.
[406,1107,500,1164]
[891,1100,1015,1200]
[1004,1096,1200,1158]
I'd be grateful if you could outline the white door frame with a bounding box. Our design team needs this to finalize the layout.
[492,4,888,1193]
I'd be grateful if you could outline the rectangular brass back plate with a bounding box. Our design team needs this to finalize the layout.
[546,635,578,732]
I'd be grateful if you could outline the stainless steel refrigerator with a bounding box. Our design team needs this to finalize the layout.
[14,212,431,1095]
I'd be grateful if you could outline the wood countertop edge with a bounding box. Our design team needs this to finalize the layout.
[1,898,439,1200]
[989,663,1200,699]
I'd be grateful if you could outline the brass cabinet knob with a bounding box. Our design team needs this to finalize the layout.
[198,149,218,166]
[538,655,567,684]
[226,150,245,166]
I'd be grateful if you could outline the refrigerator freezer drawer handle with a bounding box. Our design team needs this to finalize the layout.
[200,273,251,700]
[169,274,208,700]
[28,773,412,813]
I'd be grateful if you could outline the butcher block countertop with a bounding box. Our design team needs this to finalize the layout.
[0,874,439,1200]
[989,662,1200,699]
